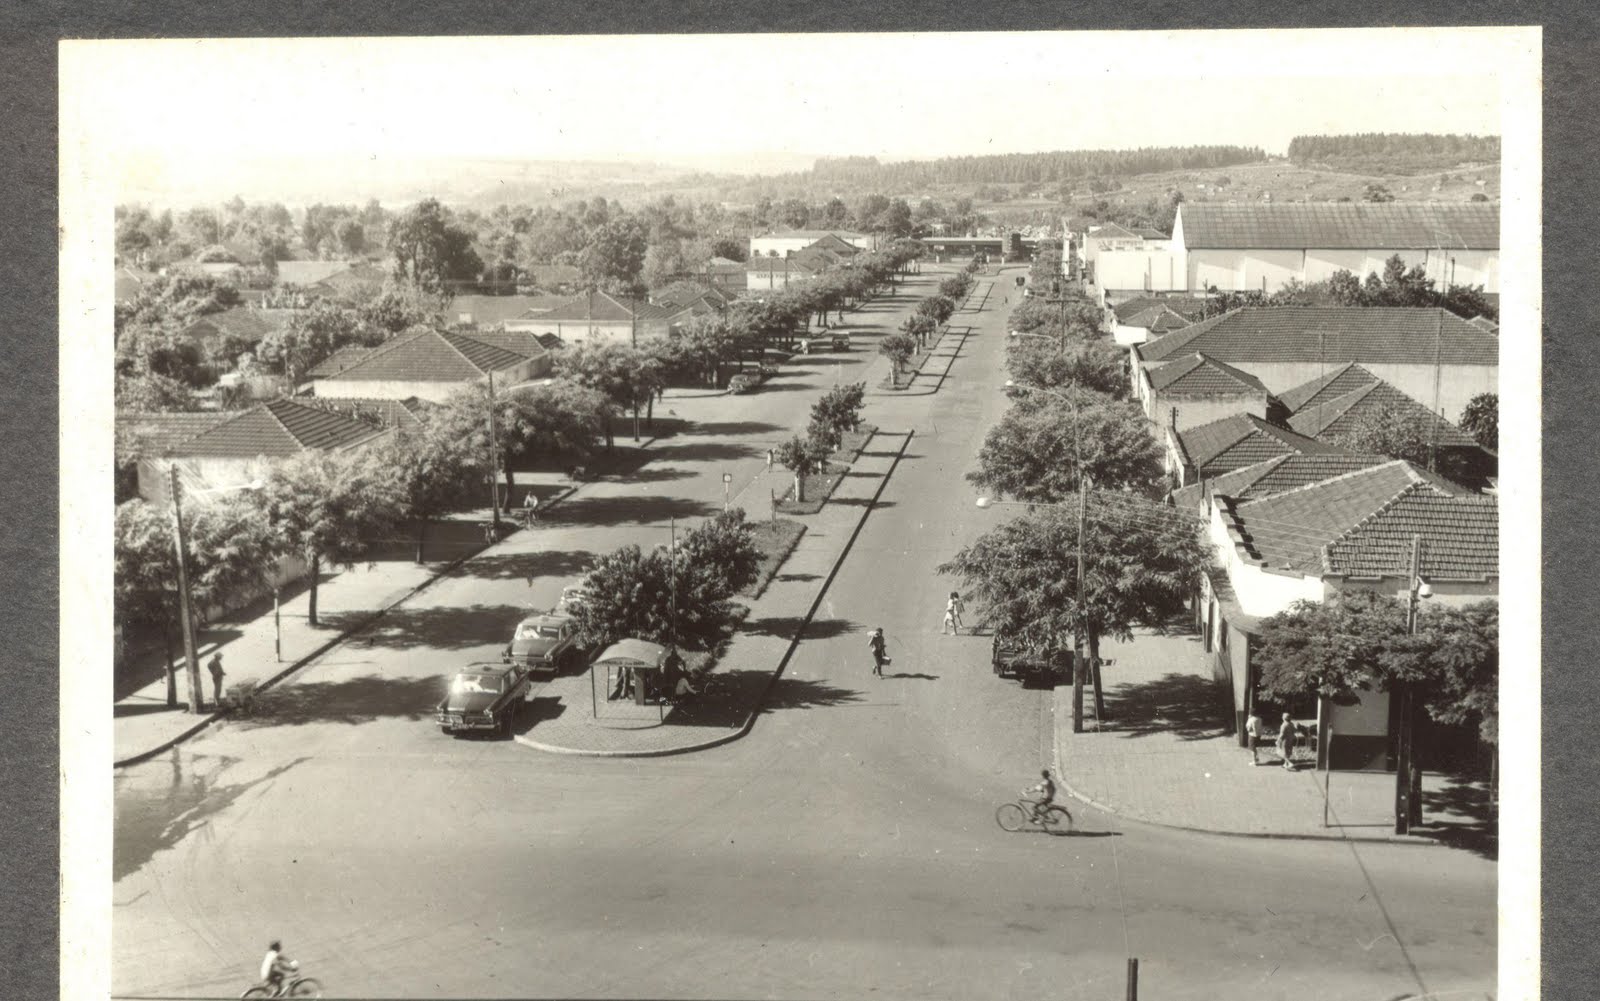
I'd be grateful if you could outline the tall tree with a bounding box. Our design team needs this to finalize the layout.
[969,390,1163,501]
[579,217,650,298]
[363,426,485,562]
[388,198,484,293]
[1005,337,1128,398]
[252,450,404,626]
[808,382,867,451]
[878,331,917,386]
[1458,393,1498,450]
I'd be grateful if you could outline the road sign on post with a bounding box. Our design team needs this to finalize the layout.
[723,472,733,511]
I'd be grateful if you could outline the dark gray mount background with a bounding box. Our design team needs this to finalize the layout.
[2,5,1594,999]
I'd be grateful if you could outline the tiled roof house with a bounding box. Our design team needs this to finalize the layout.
[1196,457,1497,768]
[311,328,550,402]
[1131,307,1498,424]
[1143,353,1272,433]
[1166,411,1353,487]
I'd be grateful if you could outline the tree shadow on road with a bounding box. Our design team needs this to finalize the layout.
[1097,672,1233,740]
[322,603,527,651]
[234,674,447,727]
[513,696,568,734]
[685,421,785,437]
[453,549,596,583]
[550,494,717,527]
[646,441,761,464]
[621,466,697,484]
[884,672,939,681]
[760,675,868,711]
[745,615,860,640]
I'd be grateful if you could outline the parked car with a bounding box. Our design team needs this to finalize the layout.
[727,372,761,394]
[829,329,852,351]
[436,662,530,736]
[991,633,1072,688]
[505,612,582,676]
[554,582,592,616]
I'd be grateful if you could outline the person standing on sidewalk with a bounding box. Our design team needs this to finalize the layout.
[1277,712,1297,770]
[766,447,775,471]
[868,627,889,677]
[1245,709,1264,765]
[207,653,225,706]
[522,490,539,528]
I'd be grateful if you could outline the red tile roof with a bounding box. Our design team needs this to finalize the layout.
[451,294,579,327]
[1138,308,1499,367]
[116,411,237,454]
[1170,453,1393,508]
[463,329,551,360]
[168,398,388,458]
[321,329,532,383]
[1175,413,1350,475]
[1219,460,1493,578]
[1148,353,1268,395]
[276,260,358,286]
[535,290,674,323]
[300,396,433,429]
[305,344,373,378]
[1112,296,1211,323]
[1178,202,1498,250]
[1286,380,1480,448]
[1273,362,1380,413]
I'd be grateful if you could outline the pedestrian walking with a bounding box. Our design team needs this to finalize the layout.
[868,627,889,677]
[1277,712,1297,770]
[522,490,539,527]
[944,591,965,635]
[766,448,775,471]
[207,653,225,706]
[1245,709,1264,765]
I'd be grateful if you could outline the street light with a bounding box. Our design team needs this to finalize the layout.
[167,468,263,713]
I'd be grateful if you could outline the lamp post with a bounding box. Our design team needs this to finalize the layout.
[167,467,263,713]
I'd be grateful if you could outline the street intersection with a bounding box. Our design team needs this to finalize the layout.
[112,269,1495,1001]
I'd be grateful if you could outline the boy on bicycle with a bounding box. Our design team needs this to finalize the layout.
[1024,769,1056,824]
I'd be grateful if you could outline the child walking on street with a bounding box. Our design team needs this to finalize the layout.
[868,627,889,677]
[942,591,965,635]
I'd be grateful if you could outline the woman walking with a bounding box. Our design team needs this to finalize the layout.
[943,591,965,635]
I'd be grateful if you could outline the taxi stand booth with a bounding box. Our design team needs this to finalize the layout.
[589,639,683,722]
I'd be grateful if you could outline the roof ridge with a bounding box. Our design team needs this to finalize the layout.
[1236,457,1414,509]
[1322,478,1460,566]
[263,397,315,447]
[1292,380,1380,436]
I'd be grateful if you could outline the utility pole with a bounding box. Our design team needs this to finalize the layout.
[1072,477,1089,734]
[168,465,205,713]
[1395,534,1422,835]
[486,370,501,532]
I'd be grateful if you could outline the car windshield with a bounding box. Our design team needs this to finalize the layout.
[451,673,503,695]
[514,624,540,639]
[537,625,563,638]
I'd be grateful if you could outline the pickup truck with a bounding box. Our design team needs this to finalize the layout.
[991,634,1073,688]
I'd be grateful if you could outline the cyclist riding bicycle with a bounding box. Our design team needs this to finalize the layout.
[260,940,294,996]
[1024,769,1056,824]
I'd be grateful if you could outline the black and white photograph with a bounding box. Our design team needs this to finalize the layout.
[60,27,1541,1001]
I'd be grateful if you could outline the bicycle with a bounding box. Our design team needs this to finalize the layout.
[240,966,322,998]
[996,798,1073,835]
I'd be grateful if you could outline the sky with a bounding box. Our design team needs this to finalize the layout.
[60,28,1525,204]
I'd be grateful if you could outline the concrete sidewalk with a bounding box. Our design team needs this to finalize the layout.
[1052,628,1496,848]
[513,428,915,756]
[112,472,592,767]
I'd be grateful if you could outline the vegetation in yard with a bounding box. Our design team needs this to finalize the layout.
[743,519,808,599]
[776,424,876,514]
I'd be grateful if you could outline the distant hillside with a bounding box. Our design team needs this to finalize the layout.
[803,146,1265,188]
[1286,133,1500,176]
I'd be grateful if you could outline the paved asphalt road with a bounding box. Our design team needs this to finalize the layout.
[112,268,1495,1001]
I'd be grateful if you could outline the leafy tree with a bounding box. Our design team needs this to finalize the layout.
[1415,600,1498,745]
[1458,393,1497,450]
[808,382,867,450]
[388,198,483,293]
[363,426,485,562]
[116,372,201,412]
[1327,399,1469,480]
[179,207,222,247]
[116,493,280,705]
[336,219,367,256]
[677,507,763,599]
[642,238,685,290]
[774,434,830,504]
[938,497,1215,718]
[568,542,744,654]
[252,450,404,626]
[256,300,377,387]
[1363,183,1396,203]
[1005,337,1128,398]
[350,283,448,335]
[553,341,659,447]
[969,390,1163,501]
[579,217,650,298]
[879,331,917,385]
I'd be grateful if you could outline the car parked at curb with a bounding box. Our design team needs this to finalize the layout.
[505,612,583,676]
[436,662,530,736]
[991,634,1072,688]
[727,372,761,394]
[554,582,592,616]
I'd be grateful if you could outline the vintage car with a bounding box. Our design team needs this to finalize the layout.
[505,612,582,676]
[727,372,761,394]
[435,662,530,736]
[554,582,592,617]
[991,633,1073,688]
[829,329,852,351]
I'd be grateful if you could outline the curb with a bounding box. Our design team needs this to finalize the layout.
[514,427,916,758]
[111,454,635,769]
[1051,759,1446,848]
